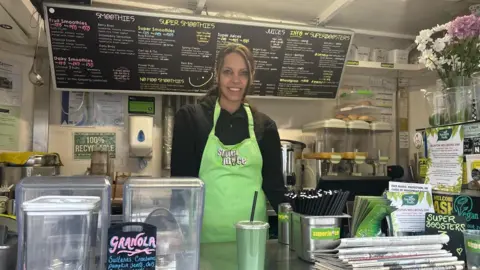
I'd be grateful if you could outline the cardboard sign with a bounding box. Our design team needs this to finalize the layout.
[107,222,157,270]
[425,213,467,261]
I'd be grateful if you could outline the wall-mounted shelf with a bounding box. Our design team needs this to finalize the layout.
[415,120,480,132]
[344,60,426,77]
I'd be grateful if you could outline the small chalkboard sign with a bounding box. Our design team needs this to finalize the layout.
[107,222,157,270]
[425,212,467,261]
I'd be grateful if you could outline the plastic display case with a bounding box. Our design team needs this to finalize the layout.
[21,196,100,270]
[123,177,205,270]
[369,122,393,160]
[15,176,111,270]
[302,119,347,159]
[345,120,371,159]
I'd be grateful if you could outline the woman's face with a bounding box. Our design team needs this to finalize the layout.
[218,52,249,103]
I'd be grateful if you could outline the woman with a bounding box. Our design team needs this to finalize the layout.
[171,43,286,243]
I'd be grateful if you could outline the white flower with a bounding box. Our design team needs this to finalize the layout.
[433,39,446,52]
[419,29,434,41]
[421,49,438,71]
[417,43,427,52]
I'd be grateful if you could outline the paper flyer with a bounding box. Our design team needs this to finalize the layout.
[386,191,435,234]
[425,126,464,193]
[0,58,22,107]
[0,105,20,151]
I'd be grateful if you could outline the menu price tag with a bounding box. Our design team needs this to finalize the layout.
[128,96,155,115]
[107,222,157,270]
[424,213,466,261]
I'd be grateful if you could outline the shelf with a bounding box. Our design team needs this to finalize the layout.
[415,120,480,132]
[346,61,425,71]
[338,105,386,112]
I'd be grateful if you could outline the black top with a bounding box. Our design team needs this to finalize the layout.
[171,95,286,212]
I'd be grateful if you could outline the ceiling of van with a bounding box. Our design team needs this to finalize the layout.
[19,0,477,40]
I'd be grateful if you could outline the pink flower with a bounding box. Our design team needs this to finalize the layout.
[447,14,480,39]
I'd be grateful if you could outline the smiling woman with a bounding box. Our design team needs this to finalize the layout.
[171,43,286,244]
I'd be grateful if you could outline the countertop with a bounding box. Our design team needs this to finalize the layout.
[200,240,315,270]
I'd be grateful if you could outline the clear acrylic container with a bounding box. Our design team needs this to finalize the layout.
[123,177,205,270]
[15,176,111,270]
[302,119,347,159]
[345,120,370,159]
[369,122,393,160]
[21,196,100,270]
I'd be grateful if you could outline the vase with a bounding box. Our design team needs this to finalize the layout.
[440,77,475,124]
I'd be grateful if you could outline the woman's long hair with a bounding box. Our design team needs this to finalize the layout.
[202,43,255,103]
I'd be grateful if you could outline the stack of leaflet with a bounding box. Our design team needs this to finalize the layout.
[351,196,396,237]
[313,235,465,270]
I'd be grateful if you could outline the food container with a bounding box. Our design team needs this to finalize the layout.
[302,119,347,159]
[370,48,387,62]
[123,177,205,270]
[356,46,370,61]
[278,203,292,245]
[369,122,393,161]
[388,49,409,64]
[15,176,111,270]
[21,196,100,270]
[345,120,370,160]
[292,213,350,262]
[446,86,474,124]
[337,88,375,113]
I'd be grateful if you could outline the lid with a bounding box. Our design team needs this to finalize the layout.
[370,122,393,131]
[21,196,101,212]
[279,203,292,212]
[347,120,370,130]
[280,140,306,149]
[303,119,347,132]
[235,221,270,230]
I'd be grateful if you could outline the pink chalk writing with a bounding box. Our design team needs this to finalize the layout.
[109,232,156,254]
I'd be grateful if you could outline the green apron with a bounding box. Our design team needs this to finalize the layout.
[199,100,267,243]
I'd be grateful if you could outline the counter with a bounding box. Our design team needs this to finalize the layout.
[200,240,315,270]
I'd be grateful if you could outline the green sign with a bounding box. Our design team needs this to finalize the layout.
[419,158,427,178]
[467,239,480,253]
[310,227,340,240]
[128,96,155,115]
[278,212,289,223]
[381,63,394,68]
[73,132,116,160]
[346,60,359,66]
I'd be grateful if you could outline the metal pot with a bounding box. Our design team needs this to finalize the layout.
[280,140,306,189]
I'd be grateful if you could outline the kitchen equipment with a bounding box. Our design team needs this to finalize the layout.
[21,196,100,270]
[369,122,393,176]
[346,120,371,176]
[15,176,111,270]
[123,177,205,270]
[280,140,306,189]
[28,13,44,86]
[0,232,17,270]
[278,203,292,245]
[303,119,347,176]
[292,213,350,262]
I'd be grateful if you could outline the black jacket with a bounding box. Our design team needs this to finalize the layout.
[171,95,286,212]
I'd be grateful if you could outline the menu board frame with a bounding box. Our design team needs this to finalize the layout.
[43,3,354,100]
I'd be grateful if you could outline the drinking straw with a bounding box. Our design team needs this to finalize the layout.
[250,191,258,222]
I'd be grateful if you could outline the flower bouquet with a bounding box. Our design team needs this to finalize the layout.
[415,14,480,125]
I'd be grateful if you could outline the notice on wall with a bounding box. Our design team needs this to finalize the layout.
[0,58,22,107]
[424,213,466,261]
[73,132,116,159]
[386,191,434,234]
[0,105,20,151]
[433,193,480,231]
[425,126,464,193]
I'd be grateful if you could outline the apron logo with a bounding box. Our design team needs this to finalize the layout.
[218,148,247,166]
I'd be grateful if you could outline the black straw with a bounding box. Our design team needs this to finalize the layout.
[250,191,259,222]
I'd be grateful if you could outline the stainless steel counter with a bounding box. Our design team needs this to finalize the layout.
[200,240,315,270]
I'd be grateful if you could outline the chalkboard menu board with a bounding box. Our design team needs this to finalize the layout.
[44,3,353,99]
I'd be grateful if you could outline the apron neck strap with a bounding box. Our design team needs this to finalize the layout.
[212,99,256,139]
